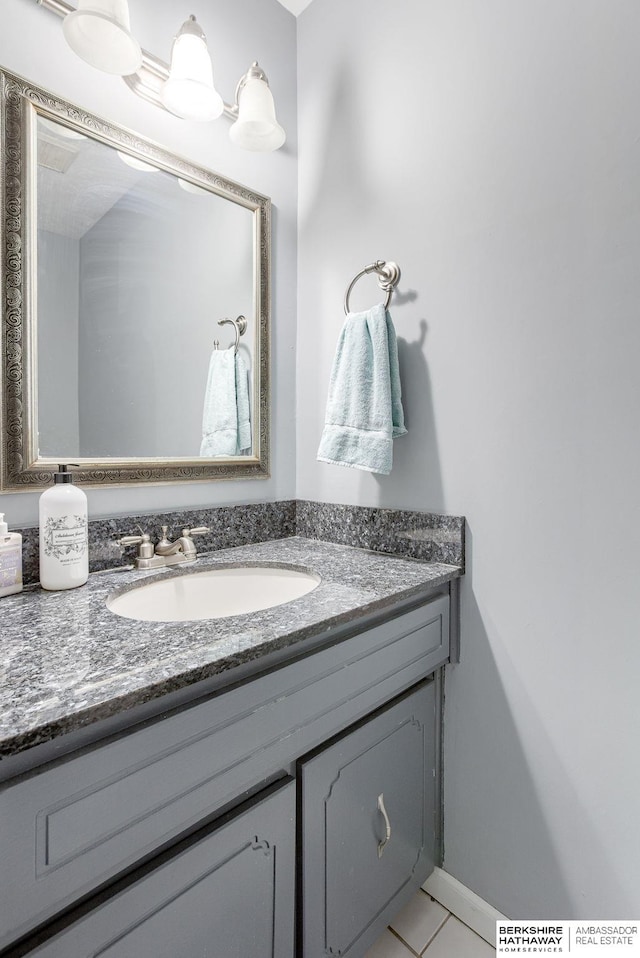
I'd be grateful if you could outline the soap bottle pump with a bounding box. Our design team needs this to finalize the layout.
[39,464,89,591]
[0,513,23,597]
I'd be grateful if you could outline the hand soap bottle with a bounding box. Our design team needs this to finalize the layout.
[39,464,89,591]
[0,513,23,597]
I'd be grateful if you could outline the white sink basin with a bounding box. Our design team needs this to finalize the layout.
[107,565,321,622]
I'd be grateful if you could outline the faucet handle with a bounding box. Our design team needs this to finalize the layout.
[117,534,145,547]
[117,532,154,559]
[157,525,173,546]
[182,526,211,537]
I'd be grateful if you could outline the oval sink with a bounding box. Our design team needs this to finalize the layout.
[106,565,321,623]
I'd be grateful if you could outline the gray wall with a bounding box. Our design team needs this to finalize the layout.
[78,173,253,458]
[297,0,640,918]
[37,230,80,456]
[0,0,297,524]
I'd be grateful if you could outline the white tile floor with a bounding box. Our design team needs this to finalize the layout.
[364,890,496,957]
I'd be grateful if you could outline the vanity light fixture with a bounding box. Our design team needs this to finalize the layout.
[161,15,224,122]
[38,0,286,152]
[62,0,143,75]
[230,62,286,152]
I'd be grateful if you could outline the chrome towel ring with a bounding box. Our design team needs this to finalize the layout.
[343,260,401,315]
[213,315,247,353]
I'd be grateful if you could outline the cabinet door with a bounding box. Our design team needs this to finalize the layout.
[300,681,436,958]
[27,779,295,958]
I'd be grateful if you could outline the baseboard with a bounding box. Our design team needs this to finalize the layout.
[422,867,507,946]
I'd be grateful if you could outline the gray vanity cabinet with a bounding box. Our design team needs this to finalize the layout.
[1,592,450,956]
[301,681,436,958]
[25,779,296,958]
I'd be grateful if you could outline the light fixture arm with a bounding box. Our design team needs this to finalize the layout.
[37,0,239,119]
[37,0,70,14]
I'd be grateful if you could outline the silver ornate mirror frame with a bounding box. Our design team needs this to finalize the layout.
[0,69,271,490]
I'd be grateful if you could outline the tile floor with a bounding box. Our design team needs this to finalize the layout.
[364,890,496,957]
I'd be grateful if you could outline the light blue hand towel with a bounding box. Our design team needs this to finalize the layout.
[317,303,407,475]
[235,355,252,453]
[200,350,252,457]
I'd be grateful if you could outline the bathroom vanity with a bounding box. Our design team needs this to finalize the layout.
[0,537,460,957]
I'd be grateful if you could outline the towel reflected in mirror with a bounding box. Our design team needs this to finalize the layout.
[200,349,251,457]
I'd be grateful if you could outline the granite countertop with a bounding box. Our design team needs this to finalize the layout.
[0,536,461,759]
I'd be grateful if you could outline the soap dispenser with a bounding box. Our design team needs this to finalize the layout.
[39,464,89,591]
[0,513,23,597]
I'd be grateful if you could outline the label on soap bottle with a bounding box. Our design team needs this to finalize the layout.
[0,543,22,589]
[42,515,88,567]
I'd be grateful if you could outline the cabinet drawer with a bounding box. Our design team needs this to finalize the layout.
[25,779,296,958]
[0,595,448,949]
[300,681,437,958]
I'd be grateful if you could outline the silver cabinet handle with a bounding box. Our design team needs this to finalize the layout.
[377,793,392,859]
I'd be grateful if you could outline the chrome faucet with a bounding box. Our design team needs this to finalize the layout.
[117,525,211,569]
[154,525,210,561]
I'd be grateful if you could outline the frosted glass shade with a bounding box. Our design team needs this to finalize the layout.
[161,19,223,122]
[38,116,87,140]
[178,178,210,195]
[62,0,142,75]
[116,151,158,172]
[229,76,286,152]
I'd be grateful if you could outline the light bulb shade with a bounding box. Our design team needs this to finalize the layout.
[62,0,142,75]
[161,17,223,122]
[116,150,158,172]
[229,75,285,152]
[38,116,87,140]
[178,178,209,195]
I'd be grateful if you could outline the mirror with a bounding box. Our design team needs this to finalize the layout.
[0,70,271,490]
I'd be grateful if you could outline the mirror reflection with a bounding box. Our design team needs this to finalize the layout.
[36,115,255,460]
[0,70,271,489]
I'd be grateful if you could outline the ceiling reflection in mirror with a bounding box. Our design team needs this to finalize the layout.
[0,70,271,489]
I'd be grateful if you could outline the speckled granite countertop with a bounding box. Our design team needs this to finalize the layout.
[0,537,461,758]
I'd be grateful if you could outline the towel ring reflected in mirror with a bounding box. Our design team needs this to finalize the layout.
[343,260,401,315]
[214,315,248,354]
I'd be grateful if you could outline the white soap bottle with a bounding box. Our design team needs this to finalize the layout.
[0,513,23,597]
[39,464,89,591]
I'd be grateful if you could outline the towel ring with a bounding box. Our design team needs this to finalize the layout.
[216,315,247,354]
[344,260,401,315]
